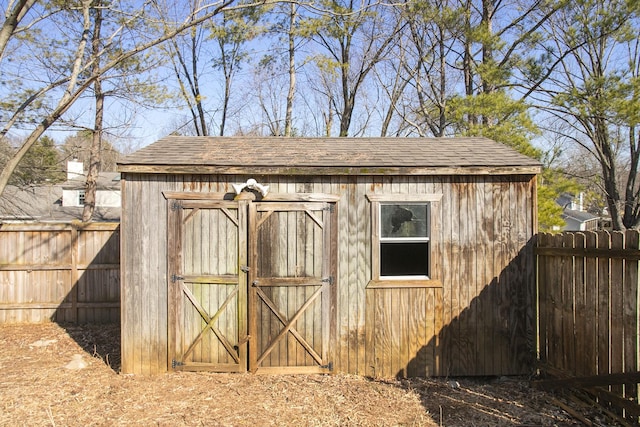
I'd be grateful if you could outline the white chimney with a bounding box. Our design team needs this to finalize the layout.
[579,192,584,212]
[67,159,84,180]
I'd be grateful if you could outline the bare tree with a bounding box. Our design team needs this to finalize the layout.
[211,5,263,136]
[163,0,211,136]
[60,131,119,172]
[0,0,269,199]
[306,0,404,136]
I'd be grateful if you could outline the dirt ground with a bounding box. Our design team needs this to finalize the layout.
[0,323,618,426]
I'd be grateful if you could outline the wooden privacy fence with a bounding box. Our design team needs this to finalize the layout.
[536,230,640,420]
[0,222,120,323]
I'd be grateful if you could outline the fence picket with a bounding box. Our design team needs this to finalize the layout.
[561,233,575,374]
[624,230,640,405]
[584,232,598,377]
[611,232,625,399]
[537,233,551,364]
[574,232,587,377]
[597,231,611,377]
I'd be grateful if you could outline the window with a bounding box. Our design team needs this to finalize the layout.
[380,203,430,278]
[367,193,442,288]
[78,190,86,206]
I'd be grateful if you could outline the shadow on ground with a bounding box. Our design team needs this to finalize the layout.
[59,322,121,372]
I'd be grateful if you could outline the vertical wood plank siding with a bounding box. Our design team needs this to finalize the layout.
[121,173,536,376]
[0,223,120,323]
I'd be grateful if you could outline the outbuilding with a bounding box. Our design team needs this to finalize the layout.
[117,136,541,377]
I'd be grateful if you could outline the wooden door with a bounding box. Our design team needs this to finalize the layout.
[248,202,335,374]
[168,199,248,372]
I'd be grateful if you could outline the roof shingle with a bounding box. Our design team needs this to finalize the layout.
[117,136,541,175]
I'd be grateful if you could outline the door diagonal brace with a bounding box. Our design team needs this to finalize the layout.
[182,285,240,364]
[255,285,323,366]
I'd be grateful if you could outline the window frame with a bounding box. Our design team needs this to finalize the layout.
[366,193,443,289]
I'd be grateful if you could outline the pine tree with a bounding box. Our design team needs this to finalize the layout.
[11,136,65,187]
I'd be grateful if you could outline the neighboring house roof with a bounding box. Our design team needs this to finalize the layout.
[556,193,573,209]
[562,208,600,231]
[0,184,120,222]
[61,172,121,190]
[117,136,542,175]
[0,185,60,221]
[562,208,599,223]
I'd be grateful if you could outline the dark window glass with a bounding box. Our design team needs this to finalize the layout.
[380,242,429,276]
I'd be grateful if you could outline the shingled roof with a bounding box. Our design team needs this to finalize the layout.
[117,136,541,175]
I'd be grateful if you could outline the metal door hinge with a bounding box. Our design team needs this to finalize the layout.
[171,274,184,283]
[171,359,184,369]
[323,205,334,213]
[170,201,182,211]
[321,276,334,285]
[320,361,333,371]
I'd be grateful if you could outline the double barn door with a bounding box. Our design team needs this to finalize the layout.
[167,196,334,374]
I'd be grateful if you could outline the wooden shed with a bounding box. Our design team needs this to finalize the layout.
[117,136,541,377]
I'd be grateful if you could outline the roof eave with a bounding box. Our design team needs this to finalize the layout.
[117,164,542,176]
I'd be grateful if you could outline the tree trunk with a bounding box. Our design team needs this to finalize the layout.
[623,125,639,228]
[481,0,495,95]
[81,87,103,222]
[339,36,351,137]
[284,3,296,137]
[324,97,333,137]
[191,29,208,136]
[437,24,446,137]
[462,0,476,126]
[0,0,37,62]
[82,2,104,222]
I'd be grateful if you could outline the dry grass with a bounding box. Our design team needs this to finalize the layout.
[0,323,612,426]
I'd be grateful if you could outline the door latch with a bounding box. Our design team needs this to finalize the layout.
[321,276,334,285]
[233,335,251,354]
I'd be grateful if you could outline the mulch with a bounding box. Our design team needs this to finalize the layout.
[0,323,619,426]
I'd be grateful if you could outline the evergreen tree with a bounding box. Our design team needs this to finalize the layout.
[11,136,65,186]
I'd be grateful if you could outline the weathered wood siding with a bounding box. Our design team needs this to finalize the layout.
[0,223,120,323]
[120,173,536,376]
